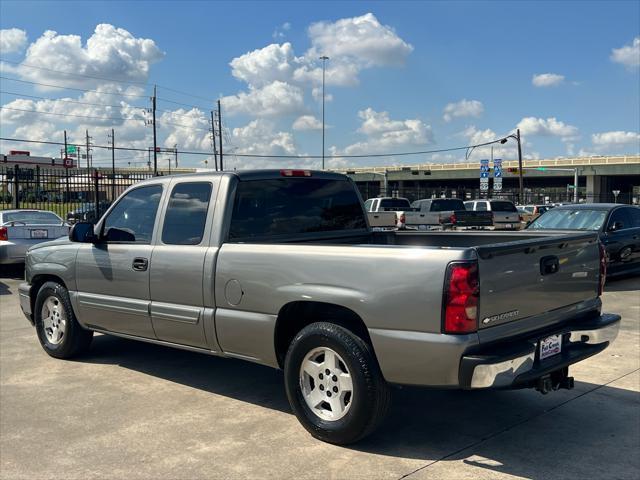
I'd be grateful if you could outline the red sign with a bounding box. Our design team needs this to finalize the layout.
[63,157,74,168]
[9,150,30,156]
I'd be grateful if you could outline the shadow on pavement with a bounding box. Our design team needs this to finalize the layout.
[0,264,24,281]
[80,334,639,478]
[605,273,640,292]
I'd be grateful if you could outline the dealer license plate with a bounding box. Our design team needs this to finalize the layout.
[30,229,48,239]
[540,334,562,360]
[504,223,512,229]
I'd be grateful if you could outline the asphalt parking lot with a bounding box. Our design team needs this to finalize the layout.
[1,266,638,480]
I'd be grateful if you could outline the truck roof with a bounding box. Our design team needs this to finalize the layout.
[133,169,349,185]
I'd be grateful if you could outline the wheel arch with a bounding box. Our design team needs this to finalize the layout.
[30,274,67,316]
[274,301,375,369]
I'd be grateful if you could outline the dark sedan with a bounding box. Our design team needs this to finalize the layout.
[527,203,640,277]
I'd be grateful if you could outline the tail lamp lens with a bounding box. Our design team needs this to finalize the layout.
[399,213,406,225]
[0,227,7,241]
[449,213,457,224]
[443,262,479,334]
[598,242,607,296]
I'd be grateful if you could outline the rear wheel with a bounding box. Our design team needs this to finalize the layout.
[284,322,391,445]
[34,281,93,359]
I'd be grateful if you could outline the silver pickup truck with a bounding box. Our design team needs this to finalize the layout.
[18,170,620,445]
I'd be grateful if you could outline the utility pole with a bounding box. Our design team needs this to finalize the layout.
[108,129,115,201]
[152,85,158,176]
[320,55,329,170]
[516,128,523,204]
[174,144,178,169]
[85,129,91,169]
[217,99,224,171]
[63,130,68,163]
[210,110,218,171]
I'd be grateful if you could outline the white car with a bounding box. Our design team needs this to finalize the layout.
[0,210,69,264]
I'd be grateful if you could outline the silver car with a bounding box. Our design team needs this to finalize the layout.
[0,210,69,264]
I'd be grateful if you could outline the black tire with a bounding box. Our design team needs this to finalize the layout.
[34,281,93,359]
[284,322,391,445]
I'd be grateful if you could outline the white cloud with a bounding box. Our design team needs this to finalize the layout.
[231,119,297,156]
[292,115,322,131]
[9,24,164,88]
[532,73,565,87]
[591,131,640,150]
[272,22,291,39]
[0,28,27,53]
[307,13,413,68]
[336,108,433,156]
[230,43,296,88]
[442,99,484,122]
[611,37,640,68]
[461,125,539,161]
[517,117,579,140]
[311,86,333,102]
[222,81,305,117]
[160,108,211,151]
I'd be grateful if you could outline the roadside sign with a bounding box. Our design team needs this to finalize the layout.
[493,159,503,191]
[480,159,489,192]
[66,145,77,154]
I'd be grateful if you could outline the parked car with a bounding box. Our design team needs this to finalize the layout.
[19,170,620,444]
[465,199,522,230]
[0,210,69,264]
[66,201,112,225]
[411,198,494,229]
[527,203,640,277]
[518,205,553,224]
[364,196,432,230]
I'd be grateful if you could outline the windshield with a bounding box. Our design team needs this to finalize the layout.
[490,201,517,212]
[430,199,465,212]
[2,211,63,225]
[527,209,607,231]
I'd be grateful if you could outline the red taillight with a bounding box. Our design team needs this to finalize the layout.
[443,262,479,334]
[398,213,406,226]
[598,242,607,296]
[280,169,311,177]
[449,213,457,224]
[519,215,524,222]
[0,227,7,241]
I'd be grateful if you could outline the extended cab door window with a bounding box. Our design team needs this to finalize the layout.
[102,185,163,243]
[150,181,215,349]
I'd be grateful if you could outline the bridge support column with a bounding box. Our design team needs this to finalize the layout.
[586,175,602,203]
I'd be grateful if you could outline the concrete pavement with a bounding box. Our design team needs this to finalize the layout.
[1,267,638,479]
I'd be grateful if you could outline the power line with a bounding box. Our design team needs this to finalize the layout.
[0,135,511,159]
[1,89,213,121]
[1,90,132,109]
[156,97,211,111]
[0,106,143,122]
[1,58,218,103]
[0,76,148,98]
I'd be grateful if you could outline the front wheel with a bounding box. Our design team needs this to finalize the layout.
[284,322,391,445]
[34,281,93,359]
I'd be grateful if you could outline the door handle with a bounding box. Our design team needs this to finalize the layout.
[132,257,148,271]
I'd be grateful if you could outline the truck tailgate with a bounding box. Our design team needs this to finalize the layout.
[475,232,600,329]
[404,211,436,228]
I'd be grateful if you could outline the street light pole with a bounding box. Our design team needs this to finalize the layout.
[319,55,329,170]
[500,129,524,203]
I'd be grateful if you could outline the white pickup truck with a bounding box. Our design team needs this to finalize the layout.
[364,196,434,230]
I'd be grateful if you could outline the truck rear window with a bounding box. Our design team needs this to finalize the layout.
[430,199,465,212]
[229,178,367,240]
[490,201,517,212]
[379,198,411,210]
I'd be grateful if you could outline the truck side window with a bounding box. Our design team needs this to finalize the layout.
[162,182,213,245]
[364,199,374,211]
[103,185,163,243]
[607,208,632,231]
[476,202,488,211]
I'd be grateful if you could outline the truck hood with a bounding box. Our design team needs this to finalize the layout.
[27,236,73,252]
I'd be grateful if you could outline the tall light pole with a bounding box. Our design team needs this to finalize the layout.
[319,55,329,170]
[501,128,524,203]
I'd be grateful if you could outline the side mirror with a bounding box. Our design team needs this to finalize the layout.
[608,221,624,232]
[69,222,97,243]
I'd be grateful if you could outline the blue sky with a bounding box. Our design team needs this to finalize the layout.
[1,1,639,169]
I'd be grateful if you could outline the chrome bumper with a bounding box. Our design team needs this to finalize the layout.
[463,313,621,389]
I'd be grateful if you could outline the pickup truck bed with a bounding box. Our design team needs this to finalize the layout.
[19,170,620,445]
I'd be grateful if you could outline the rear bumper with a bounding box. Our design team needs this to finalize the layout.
[19,282,34,325]
[459,313,620,389]
[0,241,28,264]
